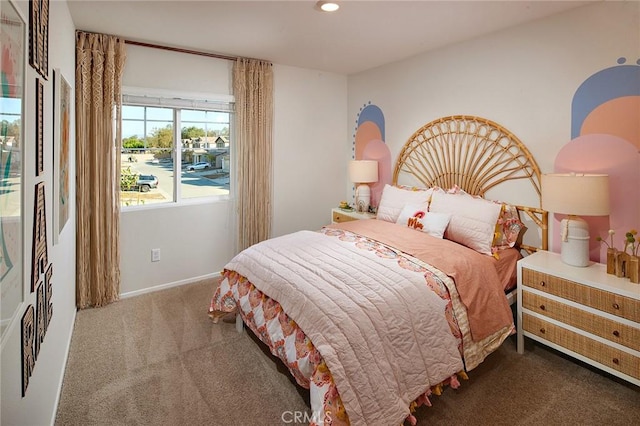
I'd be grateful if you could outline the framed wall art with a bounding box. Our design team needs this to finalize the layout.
[36,78,44,176]
[53,69,71,243]
[1,0,26,342]
[29,0,49,79]
[31,182,48,293]
[21,304,35,397]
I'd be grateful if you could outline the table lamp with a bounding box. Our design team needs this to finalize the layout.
[349,160,378,213]
[541,173,610,267]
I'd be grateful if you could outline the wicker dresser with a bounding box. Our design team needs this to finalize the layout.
[517,250,640,386]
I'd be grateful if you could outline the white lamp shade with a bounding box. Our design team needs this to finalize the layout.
[542,173,610,268]
[349,160,378,183]
[542,173,610,216]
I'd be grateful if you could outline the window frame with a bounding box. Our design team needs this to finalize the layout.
[119,88,235,211]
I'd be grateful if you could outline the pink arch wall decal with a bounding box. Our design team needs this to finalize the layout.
[353,103,391,207]
[553,58,640,263]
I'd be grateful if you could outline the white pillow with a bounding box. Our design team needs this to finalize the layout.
[421,212,452,238]
[376,184,433,223]
[396,204,451,238]
[395,203,428,226]
[428,191,501,255]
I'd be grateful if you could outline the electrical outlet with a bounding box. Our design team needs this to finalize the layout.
[151,248,161,262]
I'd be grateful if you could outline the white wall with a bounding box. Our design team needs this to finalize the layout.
[1,1,77,424]
[272,65,348,237]
[119,47,348,294]
[347,1,639,212]
[123,44,232,95]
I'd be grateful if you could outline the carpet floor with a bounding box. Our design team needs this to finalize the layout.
[55,279,640,425]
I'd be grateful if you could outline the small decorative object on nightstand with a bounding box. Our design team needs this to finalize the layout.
[623,230,639,284]
[597,229,640,284]
[517,250,640,386]
[629,256,640,284]
[606,248,617,275]
[617,252,630,278]
[331,207,375,224]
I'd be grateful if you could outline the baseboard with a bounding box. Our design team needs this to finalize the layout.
[119,272,221,299]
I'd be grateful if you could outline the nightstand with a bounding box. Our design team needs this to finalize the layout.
[517,250,640,386]
[331,207,375,224]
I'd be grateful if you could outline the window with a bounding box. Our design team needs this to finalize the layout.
[180,109,230,199]
[120,94,233,207]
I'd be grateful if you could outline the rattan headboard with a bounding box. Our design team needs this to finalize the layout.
[392,115,548,253]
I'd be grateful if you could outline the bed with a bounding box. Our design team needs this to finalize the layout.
[209,115,548,426]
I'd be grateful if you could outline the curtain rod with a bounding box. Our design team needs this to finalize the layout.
[124,39,238,62]
[77,30,270,64]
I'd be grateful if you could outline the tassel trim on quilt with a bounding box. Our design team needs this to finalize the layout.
[404,370,469,426]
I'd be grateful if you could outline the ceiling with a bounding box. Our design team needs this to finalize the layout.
[68,0,596,75]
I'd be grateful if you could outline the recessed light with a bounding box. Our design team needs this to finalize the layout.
[317,1,339,12]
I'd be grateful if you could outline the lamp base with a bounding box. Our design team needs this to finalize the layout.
[355,184,371,213]
[560,215,590,267]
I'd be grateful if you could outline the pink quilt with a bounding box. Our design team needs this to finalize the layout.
[210,223,514,424]
[328,219,514,341]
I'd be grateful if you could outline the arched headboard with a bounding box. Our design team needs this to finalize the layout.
[392,115,548,253]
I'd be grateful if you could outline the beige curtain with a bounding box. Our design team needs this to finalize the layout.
[75,31,126,308]
[233,58,274,251]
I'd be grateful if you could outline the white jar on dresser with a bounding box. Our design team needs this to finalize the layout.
[517,250,640,386]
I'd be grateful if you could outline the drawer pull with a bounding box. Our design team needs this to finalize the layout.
[612,303,620,310]
[539,280,546,287]
[540,328,546,334]
[539,304,546,311]
[612,358,620,365]
[612,330,620,337]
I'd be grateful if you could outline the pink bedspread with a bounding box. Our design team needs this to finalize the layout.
[328,219,513,341]
[220,228,463,426]
[210,220,515,424]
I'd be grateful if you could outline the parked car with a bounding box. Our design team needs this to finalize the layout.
[187,162,211,171]
[136,174,158,192]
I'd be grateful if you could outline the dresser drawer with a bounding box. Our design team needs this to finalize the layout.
[523,314,640,380]
[522,268,640,322]
[522,291,640,352]
[332,211,358,223]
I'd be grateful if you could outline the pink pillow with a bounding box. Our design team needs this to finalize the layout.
[429,190,502,255]
[442,185,525,253]
[493,203,525,251]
